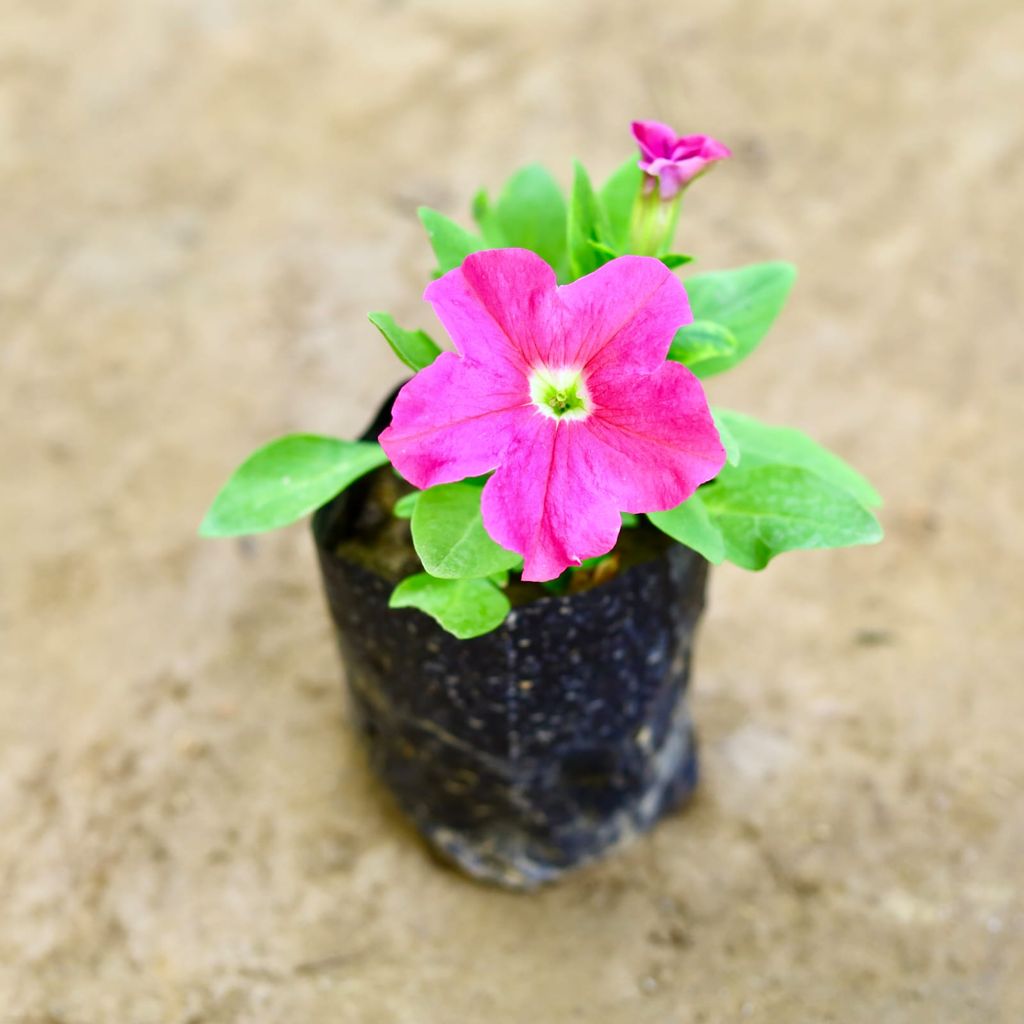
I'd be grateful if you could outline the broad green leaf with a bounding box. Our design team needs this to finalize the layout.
[648,492,726,563]
[493,164,567,272]
[200,436,388,537]
[684,262,797,377]
[418,207,486,276]
[599,156,644,251]
[668,320,739,372]
[390,573,510,639]
[392,491,419,519]
[701,464,883,570]
[567,160,612,280]
[488,569,510,587]
[660,253,694,269]
[712,411,741,467]
[620,511,639,528]
[367,312,441,372]
[714,410,882,507]
[411,482,522,579]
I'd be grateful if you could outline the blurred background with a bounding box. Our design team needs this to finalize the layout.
[1,0,1022,1020]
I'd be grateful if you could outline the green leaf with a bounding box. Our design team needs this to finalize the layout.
[472,189,512,247]
[701,465,883,570]
[712,411,741,467]
[390,574,510,639]
[567,160,612,280]
[648,492,726,563]
[599,156,644,251]
[714,410,882,507]
[683,262,797,377]
[493,164,567,273]
[620,511,639,528]
[659,253,694,269]
[411,482,522,579]
[588,239,619,258]
[392,491,419,519]
[471,189,505,246]
[418,207,486,276]
[200,436,388,537]
[367,312,441,372]
[668,320,739,372]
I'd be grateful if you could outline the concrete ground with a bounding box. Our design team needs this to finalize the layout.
[2,0,1022,1020]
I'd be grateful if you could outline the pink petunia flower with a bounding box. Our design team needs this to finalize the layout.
[379,249,726,582]
[632,121,731,200]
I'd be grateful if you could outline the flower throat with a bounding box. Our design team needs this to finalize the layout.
[529,367,591,421]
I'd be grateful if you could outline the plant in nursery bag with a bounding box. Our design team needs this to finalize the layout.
[201,121,881,886]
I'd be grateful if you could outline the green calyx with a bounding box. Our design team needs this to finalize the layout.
[627,186,682,257]
[529,367,591,421]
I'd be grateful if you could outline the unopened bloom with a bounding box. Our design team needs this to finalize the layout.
[379,249,725,582]
[632,121,731,200]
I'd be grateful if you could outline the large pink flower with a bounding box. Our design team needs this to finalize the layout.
[632,121,731,200]
[379,249,726,582]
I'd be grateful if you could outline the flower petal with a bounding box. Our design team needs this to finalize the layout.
[652,162,685,200]
[583,360,726,512]
[676,134,732,161]
[558,256,691,374]
[425,248,562,370]
[379,351,531,489]
[631,120,677,162]
[481,415,622,582]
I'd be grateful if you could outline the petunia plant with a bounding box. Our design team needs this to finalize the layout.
[201,120,882,638]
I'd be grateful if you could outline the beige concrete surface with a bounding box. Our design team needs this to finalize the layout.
[2,0,1023,1020]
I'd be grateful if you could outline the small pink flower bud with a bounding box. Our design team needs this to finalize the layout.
[631,121,731,201]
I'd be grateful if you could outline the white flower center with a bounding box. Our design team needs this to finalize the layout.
[529,367,591,421]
